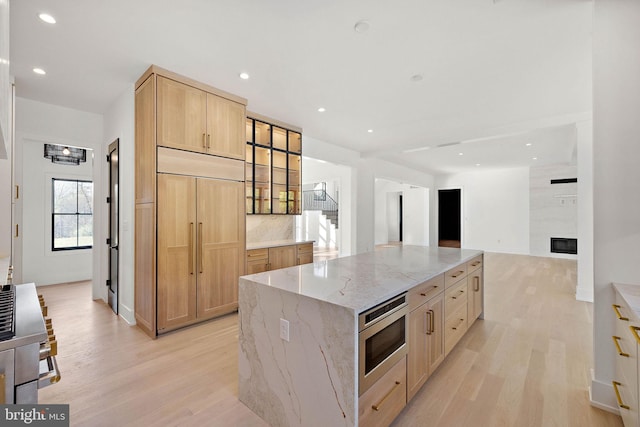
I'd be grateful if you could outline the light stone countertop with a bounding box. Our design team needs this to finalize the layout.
[614,283,640,321]
[246,239,315,250]
[240,245,482,313]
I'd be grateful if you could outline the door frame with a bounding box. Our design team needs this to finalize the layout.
[107,138,119,314]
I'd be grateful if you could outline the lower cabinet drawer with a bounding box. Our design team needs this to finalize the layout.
[358,357,406,427]
[445,278,468,317]
[445,304,468,355]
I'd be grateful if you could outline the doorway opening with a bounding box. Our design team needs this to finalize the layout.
[438,188,461,248]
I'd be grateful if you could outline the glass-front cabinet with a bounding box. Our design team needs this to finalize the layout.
[246,117,302,215]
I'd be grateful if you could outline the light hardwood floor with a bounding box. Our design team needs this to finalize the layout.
[37,253,622,427]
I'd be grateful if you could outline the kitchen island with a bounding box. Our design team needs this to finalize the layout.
[238,245,483,427]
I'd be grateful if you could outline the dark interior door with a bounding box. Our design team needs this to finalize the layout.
[398,194,403,242]
[438,189,461,248]
[107,139,119,314]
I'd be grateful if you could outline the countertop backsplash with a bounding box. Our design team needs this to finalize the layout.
[246,215,294,243]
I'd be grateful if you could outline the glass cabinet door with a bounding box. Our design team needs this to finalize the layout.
[271,150,287,213]
[288,153,301,214]
[254,146,271,213]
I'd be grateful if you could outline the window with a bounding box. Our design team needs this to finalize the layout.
[52,179,93,250]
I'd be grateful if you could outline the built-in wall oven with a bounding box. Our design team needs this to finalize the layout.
[358,293,408,395]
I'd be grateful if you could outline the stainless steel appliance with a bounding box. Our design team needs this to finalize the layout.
[0,282,60,404]
[358,293,408,395]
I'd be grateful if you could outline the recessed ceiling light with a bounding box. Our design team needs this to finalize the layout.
[526,143,532,147]
[62,147,71,155]
[476,163,481,167]
[38,13,56,24]
[458,152,464,156]
[410,74,423,82]
[33,68,46,75]
[532,157,538,160]
[239,72,249,80]
[317,107,326,113]
[354,20,370,33]
[367,129,373,133]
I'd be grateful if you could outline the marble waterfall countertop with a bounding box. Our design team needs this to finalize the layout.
[246,239,314,250]
[240,245,483,313]
[614,283,640,320]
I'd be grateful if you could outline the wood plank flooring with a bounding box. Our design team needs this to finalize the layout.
[37,253,622,426]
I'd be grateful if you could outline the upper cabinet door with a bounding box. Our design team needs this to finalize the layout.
[206,93,245,160]
[157,76,207,153]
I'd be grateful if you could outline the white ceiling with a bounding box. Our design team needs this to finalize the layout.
[10,0,592,175]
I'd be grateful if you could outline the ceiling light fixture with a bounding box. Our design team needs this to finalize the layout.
[354,20,370,33]
[239,72,249,80]
[317,107,326,113]
[533,157,538,160]
[526,143,532,146]
[476,163,481,167]
[403,146,431,153]
[458,152,464,156]
[367,129,373,133]
[38,13,56,24]
[33,68,46,75]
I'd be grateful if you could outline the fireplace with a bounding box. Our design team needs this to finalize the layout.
[550,238,577,255]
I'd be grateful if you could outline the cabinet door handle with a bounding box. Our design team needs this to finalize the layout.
[630,326,640,345]
[207,134,211,149]
[419,285,438,297]
[189,222,195,275]
[198,222,203,273]
[612,336,629,357]
[371,381,401,411]
[473,276,480,292]
[202,133,206,149]
[613,304,629,321]
[613,381,630,410]
[429,309,435,334]
[451,270,464,278]
[425,310,434,335]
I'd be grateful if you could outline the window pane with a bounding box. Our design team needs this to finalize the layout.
[53,214,78,249]
[53,180,78,213]
[78,182,93,214]
[78,215,93,247]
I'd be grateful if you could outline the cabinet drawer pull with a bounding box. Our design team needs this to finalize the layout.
[473,276,480,292]
[630,326,640,345]
[612,336,629,357]
[451,270,465,278]
[471,261,481,267]
[419,285,438,297]
[451,290,465,300]
[372,381,401,411]
[613,381,630,410]
[452,318,465,331]
[189,222,195,275]
[613,304,629,321]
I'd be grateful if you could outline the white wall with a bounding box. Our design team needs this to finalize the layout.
[0,0,10,259]
[576,120,594,302]
[103,86,135,323]
[403,186,429,246]
[529,164,577,259]
[374,179,429,246]
[14,98,103,286]
[436,168,530,254]
[20,140,93,285]
[591,0,640,411]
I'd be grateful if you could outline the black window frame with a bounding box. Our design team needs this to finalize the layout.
[51,178,94,251]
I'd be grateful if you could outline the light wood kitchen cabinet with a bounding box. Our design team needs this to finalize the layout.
[268,245,297,271]
[246,242,314,273]
[444,277,468,356]
[246,113,302,215]
[612,287,640,427]
[246,249,269,274]
[157,174,245,332]
[297,243,313,265]
[407,291,444,401]
[358,357,406,427]
[468,267,483,326]
[135,65,247,337]
[157,75,245,160]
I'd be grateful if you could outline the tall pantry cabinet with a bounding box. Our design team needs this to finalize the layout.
[134,66,247,337]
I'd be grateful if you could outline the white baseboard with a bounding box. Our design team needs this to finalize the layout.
[576,286,594,302]
[118,303,136,325]
[590,369,619,414]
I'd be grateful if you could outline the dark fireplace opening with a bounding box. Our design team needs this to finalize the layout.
[550,238,577,255]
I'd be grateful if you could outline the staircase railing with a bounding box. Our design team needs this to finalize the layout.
[303,190,338,228]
